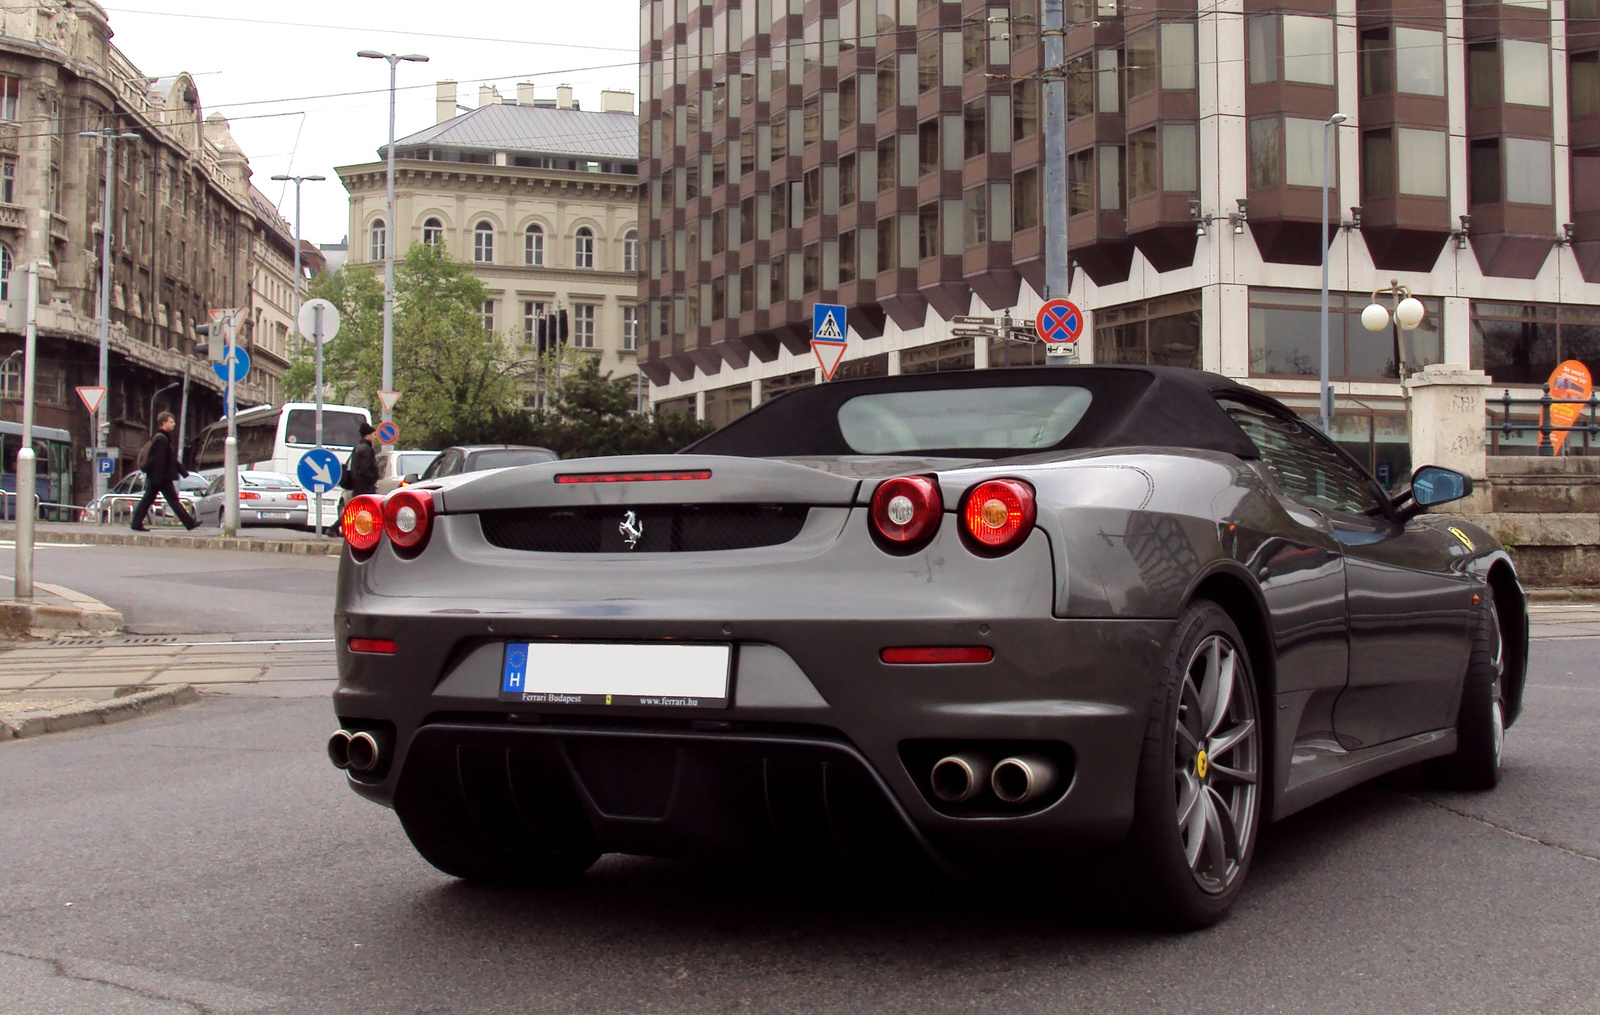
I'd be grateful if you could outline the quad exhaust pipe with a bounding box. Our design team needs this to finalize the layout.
[930,752,993,803]
[990,754,1057,805]
[328,729,387,773]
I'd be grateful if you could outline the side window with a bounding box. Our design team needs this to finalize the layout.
[421,452,449,480]
[205,476,224,496]
[1218,398,1383,515]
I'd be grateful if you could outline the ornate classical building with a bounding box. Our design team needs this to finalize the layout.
[638,0,1600,471]
[338,83,642,402]
[0,0,293,504]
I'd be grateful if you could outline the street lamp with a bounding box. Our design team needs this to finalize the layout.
[148,381,180,435]
[1361,280,1426,380]
[78,126,142,503]
[357,50,428,437]
[1318,112,1347,435]
[269,174,326,346]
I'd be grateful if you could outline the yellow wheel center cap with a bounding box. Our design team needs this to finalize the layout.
[1195,749,1209,779]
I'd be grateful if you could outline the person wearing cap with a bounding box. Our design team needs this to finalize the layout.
[346,423,381,498]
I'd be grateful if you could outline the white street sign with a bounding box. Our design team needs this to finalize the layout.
[297,298,342,345]
[377,390,402,413]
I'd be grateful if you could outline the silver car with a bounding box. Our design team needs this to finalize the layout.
[86,472,205,525]
[194,471,309,528]
[375,450,440,495]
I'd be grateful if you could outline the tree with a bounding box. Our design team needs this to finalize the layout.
[284,243,715,457]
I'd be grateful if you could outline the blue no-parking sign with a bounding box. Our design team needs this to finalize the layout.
[297,447,343,494]
[1035,299,1083,345]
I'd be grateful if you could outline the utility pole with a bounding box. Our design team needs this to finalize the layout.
[357,50,428,446]
[10,261,37,603]
[78,126,141,502]
[1041,0,1069,366]
[270,173,326,526]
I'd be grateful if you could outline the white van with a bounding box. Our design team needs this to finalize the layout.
[191,402,372,527]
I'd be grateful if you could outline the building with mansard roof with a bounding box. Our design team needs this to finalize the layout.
[337,82,642,406]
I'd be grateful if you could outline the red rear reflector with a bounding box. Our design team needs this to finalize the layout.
[555,470,712,484]
[348,638,397,655]
[880,646,994,665]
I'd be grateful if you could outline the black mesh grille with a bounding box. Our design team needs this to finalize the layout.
[478,504,810,553]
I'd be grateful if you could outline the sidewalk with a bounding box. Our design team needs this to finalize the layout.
[0,522,341,555]
[0,581,123,639]
[0,634,336,699]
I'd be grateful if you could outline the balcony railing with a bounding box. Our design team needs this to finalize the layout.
[1488,386,1600,456]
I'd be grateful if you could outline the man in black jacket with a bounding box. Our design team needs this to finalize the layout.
[348,423,381,497]
[130,411,199,531]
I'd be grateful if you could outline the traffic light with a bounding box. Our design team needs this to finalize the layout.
[193,323,224,362]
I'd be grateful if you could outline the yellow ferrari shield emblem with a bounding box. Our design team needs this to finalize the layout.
[1448,527,1475,552]
[1196,749,1209,779]
[605,694,613,705]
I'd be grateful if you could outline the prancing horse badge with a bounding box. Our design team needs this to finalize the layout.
[620,510,644,549]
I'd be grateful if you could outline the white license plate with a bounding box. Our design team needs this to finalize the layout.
[500,642,731,708]
[257,511,288,520]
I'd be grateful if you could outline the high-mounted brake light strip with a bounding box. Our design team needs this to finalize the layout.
[554,470,713,484]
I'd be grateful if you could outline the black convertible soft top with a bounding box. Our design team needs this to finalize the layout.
[685,365,1264,460]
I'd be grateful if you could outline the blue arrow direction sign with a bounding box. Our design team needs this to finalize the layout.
[297,447,343,494]
[212,348,252,383]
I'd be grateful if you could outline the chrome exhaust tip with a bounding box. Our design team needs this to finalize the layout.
[345,730,382,773]
[991,754,1057,805]
[930,753,993,803]
[327,730,352,770]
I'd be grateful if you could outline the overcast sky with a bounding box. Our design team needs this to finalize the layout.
[105,0,640,248]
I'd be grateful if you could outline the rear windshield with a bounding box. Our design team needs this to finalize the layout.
[836,386,1094,454]
[243,473,298,488]
[468,449,557,471]
[284,409,366,449]
[397,451,438,475]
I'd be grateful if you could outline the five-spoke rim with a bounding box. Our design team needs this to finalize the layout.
[1173,633,1260,895]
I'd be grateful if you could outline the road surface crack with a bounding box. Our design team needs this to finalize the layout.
[1,948,212,1013]
[1410,795,1600,866]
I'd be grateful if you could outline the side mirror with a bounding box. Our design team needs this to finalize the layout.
[1407,465,1472,513]
[401,473,418,485]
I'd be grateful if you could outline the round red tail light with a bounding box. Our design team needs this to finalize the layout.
[383,488,435,556]
[341,495,384,554]
[961,479,1036,555]
[870,475,943,552]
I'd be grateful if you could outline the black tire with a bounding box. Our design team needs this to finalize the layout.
[1429,587,1506,791]
[1120,599,1264,930]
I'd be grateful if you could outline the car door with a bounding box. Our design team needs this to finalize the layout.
[1223,397,1473,748]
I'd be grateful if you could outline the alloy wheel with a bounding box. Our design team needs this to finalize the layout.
[1489,600,1505,768]
[1173,634,1260,895]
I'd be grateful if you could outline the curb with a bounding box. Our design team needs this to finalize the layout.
[0,526,341,556]
[0,684,199,741]
[1527,587,1600,603]
[0,582,123,639]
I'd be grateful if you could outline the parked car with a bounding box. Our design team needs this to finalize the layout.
[414,445,557,482]
[86,472,206,525]
[327,366,1527,930]
[194,470,309,528]
[375,450,440,495]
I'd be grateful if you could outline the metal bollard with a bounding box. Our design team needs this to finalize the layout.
[13,446,33,601]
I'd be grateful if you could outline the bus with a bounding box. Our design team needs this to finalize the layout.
[1,420,75,521]
[191,402,371,525]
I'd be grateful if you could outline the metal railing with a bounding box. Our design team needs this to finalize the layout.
[0,490,88,523]
[1488,386,1600,456]
[0,491,195,525]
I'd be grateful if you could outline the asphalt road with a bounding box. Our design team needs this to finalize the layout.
[1,546,1597,1013]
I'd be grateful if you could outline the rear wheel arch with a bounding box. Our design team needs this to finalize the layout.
[1186,568,1278,807]
[1486,559,1528,727]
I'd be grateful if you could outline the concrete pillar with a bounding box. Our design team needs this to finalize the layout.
[1406,363,1490,489]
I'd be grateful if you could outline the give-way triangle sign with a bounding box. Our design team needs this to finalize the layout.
[377,390,401,413]
[76,386,107,415]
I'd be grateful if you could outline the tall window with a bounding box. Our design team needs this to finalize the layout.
[0,243,10,301]
[422,217,443,246]
[1250,15,1335,86]
[0,77,18,121]
[0,156,13,204]
[525,224,544,265]
[622,305,638,350]
[623,230,639,272]
[473,221,494,263]
[369,218,386,261]
[479,299,495,332]
[575,226,595,268]
[572,303,596,347]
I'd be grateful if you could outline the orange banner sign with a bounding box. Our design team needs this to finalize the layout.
[1547,359,1593,455]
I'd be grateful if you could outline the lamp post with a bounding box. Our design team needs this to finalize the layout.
[1360,280,1426,380]
[78,126,142,503]
[148,381,180,434]
[357,50,428,440]
[1319,112,1347,435]
[269,174,326,346]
